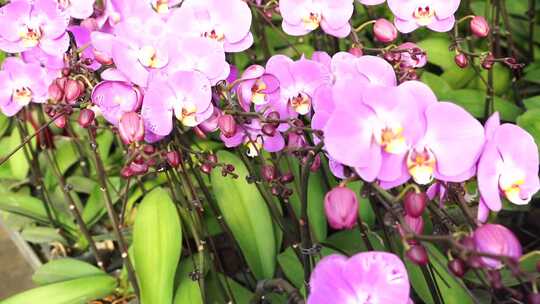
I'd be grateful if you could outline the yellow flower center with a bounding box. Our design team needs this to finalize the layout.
[251,79,267,105]
[413,6,435,26]
[289,92,311,115]
[407,148,436,185]
[202,29,225,42]
[18,25,42,48]
[302,12,322,31]
[151,0,169,14]
[13,86,33,106]
[246,137,263,158]
[137,45,166,69]
[499,169,527,204]
[373,121,407,154]
[174,103,198,127]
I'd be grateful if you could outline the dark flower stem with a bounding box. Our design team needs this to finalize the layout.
[87,128,139,297]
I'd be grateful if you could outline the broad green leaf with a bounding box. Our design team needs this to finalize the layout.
[277,247,305,290]
[421,72,451,98]
[346,181,375,228]
[406,243,474,304]
[517,109,540,153]
[322,229,385,256]
[0,112,9,138]
[82,177,122,227]
[0,191,50,223]
[133,187,182,304]
[441,66,475,89]
[21,226,67,245]
[96,130,114,163]
[283,157,328,242]
[66,176,97,194]
[2,275,117,304]
[206,272,253,304]
[523,96,540,110]
[440,89,523,122]
[523,67,540,84]
[468,63,511,95]
[32,258,104,285]
[7,128,30,180]
[173,255,204,304]
[418,38,454,70]
[211,151,276,279]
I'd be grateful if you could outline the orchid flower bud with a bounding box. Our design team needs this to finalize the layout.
[455,53,469,68]
[404,191,427,218]
[470,16,490,38]
[473,224,522,269]
[374,19,398,43]
[218,114,237,138]
[78,109,95,128]
[406,245,429,266]
[166,151,181,168]
[324,187,358,230]
[64,79,82,104]
[118,112,145,145]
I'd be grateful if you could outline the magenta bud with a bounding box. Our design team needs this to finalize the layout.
[373,18,398,43]
[280,172,294,184]
[398,214,424,242]
[262,164,277,181]
[166,151,181,168]
[53,115,67,129]
[454,53,469,68]
[310,154,321,172]
[143,145,155,155]
[266,111,280,128]
[473,224,522,269]
[120,166,134,179]
[193,126,207,139]
[218,114,237,138]
[448,259,467,277]
[200,163,213,174]
[262,124,276,137]
[470,16,490,38]
[528,293,540,304]
[129,161,148,175]
[482,53,495,70]
[404,191,427,218]
[64,79,82,103]
[118,112,145,145]
[207,154,218,164]
[77,109,95,128]
[348,47,363,57]
[92,49,113,65]
[48,81,64,102]
[406,245,429,266]
[324,187,358,230]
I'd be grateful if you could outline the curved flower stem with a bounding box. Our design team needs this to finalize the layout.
[87,128,140,298]
[354,20,376,33]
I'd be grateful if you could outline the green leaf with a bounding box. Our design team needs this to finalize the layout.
[517,109,540,153]
[206,272,253,304]
[523,96,540,110]
[277,247,305,291]
[421,72,451,98]
[0,191,50,223]
[32,258,104,285]
[133,187,182,304]
[418,38,454,70]
[82,177,122,227]
[173,256,204,304]
[440,89,523,122]
[406,243,474,304]
[210,151,276,280]
[66,176,97,194]
[346,181,375,228]
[322,229,385,256]
[2,275,117,304]
[7,128,30,180]
[0,112,9,138]
[21,227,67,245]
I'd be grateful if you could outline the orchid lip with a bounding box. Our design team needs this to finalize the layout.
[499,168,529,205]
[407,147,436,185]
[413,6,435,26]
[152,0,169,14]
[137,45,167,69]
[245,137,263,158]
[289,92,312,115]
[250,79,267,105]
[302,12,322,31]
[13,86,33,106]
[202,29,225,42]
[373,121,407,154]
[18,25,42,48]
[174,103,198,127]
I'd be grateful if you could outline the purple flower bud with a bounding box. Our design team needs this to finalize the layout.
[482,53,495,70]
[48,80,64,102]
[280,172,294,183]
[310,154,321,172]
[348,47,363,57]
[262,164,277,181]
[207,154,218,164]
[166,151,181,168]
[53,115,67,129]
[199,108,221,133]
[121,166,134,179]
[129,161,149,175]
[398,214,424,243]
[324,187,358,230]
[448,259,467,277]
[266,111,281,128]
[406,245,429,266]
[262,124,276,136]
[470,16,490,38]
[118,112,145,145]
[473,224,522,269]
[528,293,540,304]
[374,19,398,43]
[77,109,95,128]
[201,163,213,174]
[143,145,155,155]
[404,191,427,218]
[455,53,469,68]
[64,79,83,104]
[218,114,237,138]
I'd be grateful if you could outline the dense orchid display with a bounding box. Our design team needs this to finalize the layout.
[0,0,539,304]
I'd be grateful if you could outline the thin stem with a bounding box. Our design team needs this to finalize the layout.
[87,128,140,297]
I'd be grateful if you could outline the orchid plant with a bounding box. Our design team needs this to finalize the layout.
[0,0,539,304]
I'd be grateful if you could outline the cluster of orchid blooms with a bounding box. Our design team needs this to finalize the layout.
[0,0,538,303]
